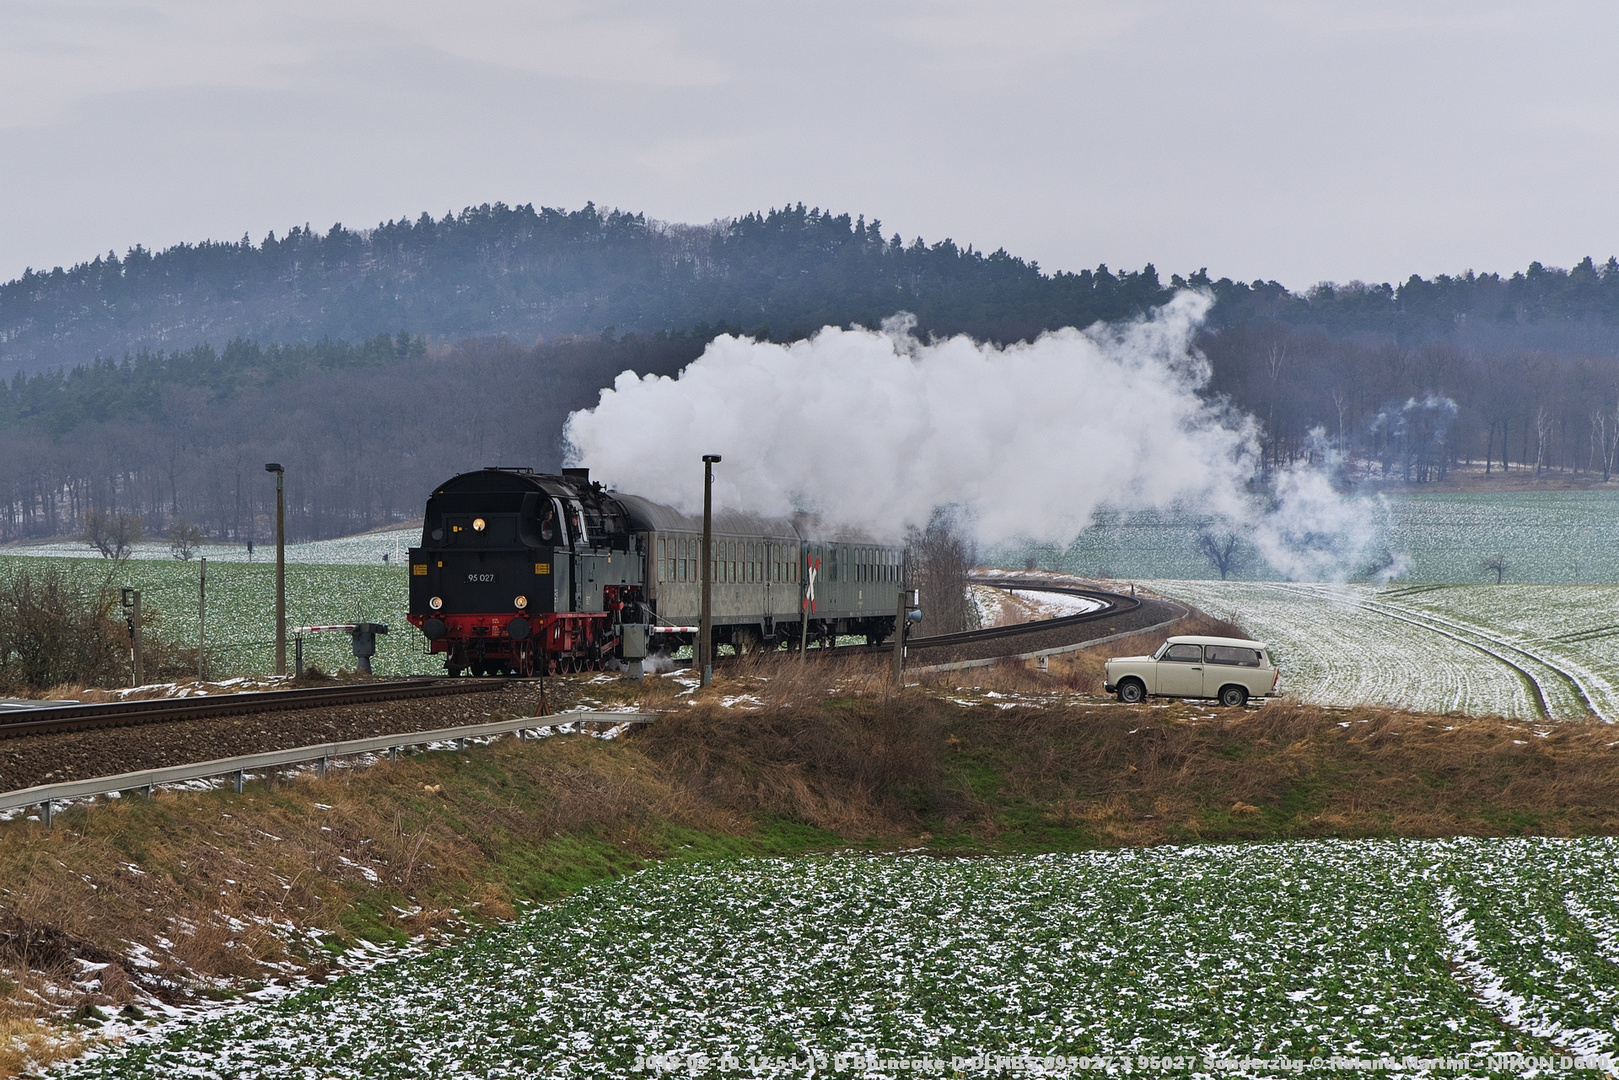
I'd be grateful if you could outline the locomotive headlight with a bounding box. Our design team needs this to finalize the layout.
[472,517,486,532]
[429,596,443,610]
[514,594,528,610]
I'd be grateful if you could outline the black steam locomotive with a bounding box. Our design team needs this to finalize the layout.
[407,467,907,675]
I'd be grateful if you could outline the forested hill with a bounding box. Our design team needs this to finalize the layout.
[0,203,1171,376]
[11,199,1619,377]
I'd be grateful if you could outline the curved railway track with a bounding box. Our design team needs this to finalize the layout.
[0,679,510,741]
[901,580,1141,651]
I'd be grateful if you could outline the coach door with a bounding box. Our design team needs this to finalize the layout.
[762,541,773,616]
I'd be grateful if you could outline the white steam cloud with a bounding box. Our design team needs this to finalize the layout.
[564,291,1384,580]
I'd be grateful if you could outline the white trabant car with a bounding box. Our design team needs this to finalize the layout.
[1103,635,1279,707]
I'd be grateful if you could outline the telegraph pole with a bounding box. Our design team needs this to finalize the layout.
[894,585,907,686]
[700,454,721,686]
[198,556,207,681]
[265,463,286,675]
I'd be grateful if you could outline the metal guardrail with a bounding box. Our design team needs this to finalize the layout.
[0,710,654,823]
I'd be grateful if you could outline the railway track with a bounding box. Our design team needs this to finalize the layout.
[0,581,1158,744]
[901,580,1141,650]
[0,679,510,741]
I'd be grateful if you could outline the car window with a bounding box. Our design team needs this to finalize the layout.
[1163,643,1203,662]
[1206,645,1262,667]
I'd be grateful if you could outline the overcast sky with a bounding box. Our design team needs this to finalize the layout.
[3,1,1618,290]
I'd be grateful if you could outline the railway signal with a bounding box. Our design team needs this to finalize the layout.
[120,588,143,686]
[799,556,819,657]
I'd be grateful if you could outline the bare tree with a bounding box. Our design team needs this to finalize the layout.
[1534,405,1551,476]
[1195,530,1243,580]
[83,510,143,560]
[905,507,979,634]
[169,521,204,560]
[1481,553,1509,585]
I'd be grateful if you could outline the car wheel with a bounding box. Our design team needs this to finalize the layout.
[1219,685,1248,708]
[1117,679,1146,704]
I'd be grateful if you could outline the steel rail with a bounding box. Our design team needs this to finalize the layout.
[0,678,510,741]
[892,580,1142,651]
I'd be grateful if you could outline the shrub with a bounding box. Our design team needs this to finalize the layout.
[0,567,134,693]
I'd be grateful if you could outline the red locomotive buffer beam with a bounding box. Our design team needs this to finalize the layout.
[406,609,616,676]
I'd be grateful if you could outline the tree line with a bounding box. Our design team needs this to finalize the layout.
[7,305,1619,550]
[1202,322,1619,482]
[0,333,707,544]
[0,203,1170,376]
[9,199,1619,549]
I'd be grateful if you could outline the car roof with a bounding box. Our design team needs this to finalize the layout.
[1164,635,1269,650]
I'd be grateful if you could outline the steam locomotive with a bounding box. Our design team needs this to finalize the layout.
[406,467,907,675]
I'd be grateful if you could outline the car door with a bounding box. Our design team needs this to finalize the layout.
[1156,643,1205,697]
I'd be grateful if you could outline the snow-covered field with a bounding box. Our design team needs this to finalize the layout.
[1151,580,1619,720]
[55,840,1619,1078]
[969,583,1104,627]
[0,527,420,566]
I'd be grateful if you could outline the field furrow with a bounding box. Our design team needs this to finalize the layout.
[1148,580,1540,718]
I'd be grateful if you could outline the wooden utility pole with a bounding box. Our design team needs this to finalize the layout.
[893,586,906,685]
[198,557,207,681]
[700,454,720,686]
[266,463,286,675]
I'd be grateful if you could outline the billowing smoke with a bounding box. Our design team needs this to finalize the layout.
[564,291,1384,580]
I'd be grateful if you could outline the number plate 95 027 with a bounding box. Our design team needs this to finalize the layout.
[465,572,497,583]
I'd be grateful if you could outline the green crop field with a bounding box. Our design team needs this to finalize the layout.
[0,555,434,680]
[54,839,1619,1078]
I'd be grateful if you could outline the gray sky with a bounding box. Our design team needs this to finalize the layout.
[3,1,1617,289]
